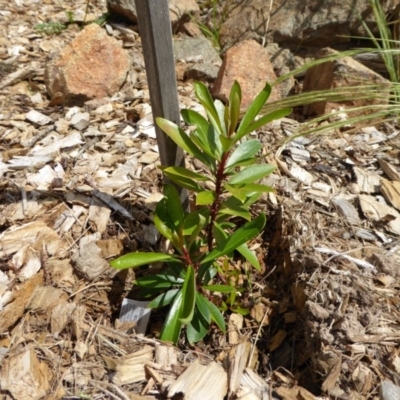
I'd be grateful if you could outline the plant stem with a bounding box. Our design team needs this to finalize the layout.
[207,151,229,251]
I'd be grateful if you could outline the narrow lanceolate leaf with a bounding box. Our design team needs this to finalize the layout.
[179,265,196,325]
[194,82,224,136]
[226,139,262,169]
[186,306,209,344]
[156,117,209,165]
[215,99,227,136]
[195,293,211,323]
[212,221,228,247]
[237,243,260,270]
[148,289,180,308]
[196,190,216,205]
[135,273,184,289]
[218,206,251,221]
[228,80,242,136]
[183,212,206,247]
[160,290,183,344]
[110,252,177,269]
[162,166,209,181]
[181,109,211,156]
[202,284,236,293]
[225,183,274,202]
[243,108,292,135]
[200,214,266,264]
[205,297,226,332]
[163,172,203,192]
[236,82,272,141]
[228,164,275,185]
[164,184,185,229]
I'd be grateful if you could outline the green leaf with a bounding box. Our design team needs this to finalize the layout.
[160,290,183,344]
[154,197,181,247]
[162,172,203,192]
[225,183,274,202]
[181,110,214,159]
[200,214,266,264]
[110,252,177,269]
[195,293,211,323]
[224,185,248,202]
[179,265,196,325]
[194,82,224,136]
[218,206,251,221]
[164,184,184,229]
[135,274,184,289]
[202,284,236,293]
[228,164,275,185]
[205,298,226,332]
[183,212,207,248]
[228,183,274,193]
[226,139,262,169]
[212,221,228,247]
[231,306,250,316]
[156,117,209,165]
[196,190,216,205]
[228,81,242,136]
[214,99,227,136]
[148,289,180,308]
[161,166,209,181]
[186,306,209,344]
[237,243,260,270]
[236,82,272,141]
[243,108,291,134]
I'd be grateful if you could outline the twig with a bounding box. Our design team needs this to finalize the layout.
[248,307,269,368]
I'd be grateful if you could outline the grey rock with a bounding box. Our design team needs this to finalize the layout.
[185,63,220,82]
[219,0,396,49]
[174,36,221,66]
[380,380,400,400]
[107,0,200,29]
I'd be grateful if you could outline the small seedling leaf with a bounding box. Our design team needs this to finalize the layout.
[202,284,236,293]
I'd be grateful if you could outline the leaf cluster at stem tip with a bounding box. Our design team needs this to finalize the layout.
[110,80,291,344]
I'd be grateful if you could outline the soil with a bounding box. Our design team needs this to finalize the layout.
[1,0,400,399]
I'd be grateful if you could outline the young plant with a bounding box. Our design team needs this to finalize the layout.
[110,81,291,344]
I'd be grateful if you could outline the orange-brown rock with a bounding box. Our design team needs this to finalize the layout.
[212,40,281,110]
[45,24,131,106]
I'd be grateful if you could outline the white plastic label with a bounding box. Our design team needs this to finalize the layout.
[119,298,151,335]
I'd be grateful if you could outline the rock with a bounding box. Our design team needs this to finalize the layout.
[174,36,221,65]
[174,36,221,83]
[107,0,200,30]
[44,24,131,106]
[219,0,397,50]
[380,380,400,400]
[302,48,390,117]
[212,40,281,109]
[185,63,220,82]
